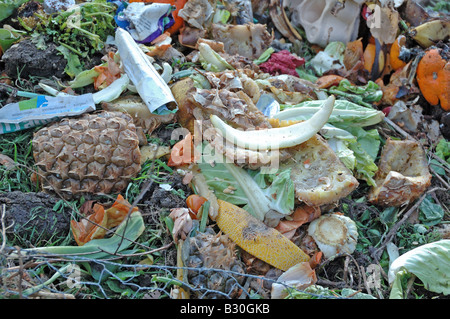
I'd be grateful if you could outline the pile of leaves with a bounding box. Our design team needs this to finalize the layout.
[0,0,449,300]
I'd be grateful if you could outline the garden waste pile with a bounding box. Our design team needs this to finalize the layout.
[0,0,449,300]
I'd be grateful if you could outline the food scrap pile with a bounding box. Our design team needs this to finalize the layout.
[0,0,449,300]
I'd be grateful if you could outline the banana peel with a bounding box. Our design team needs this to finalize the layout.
[410,19,450,48]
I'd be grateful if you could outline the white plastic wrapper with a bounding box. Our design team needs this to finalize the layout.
[0,94,95,134]
[122,2,173,42]
[115,27,177,114]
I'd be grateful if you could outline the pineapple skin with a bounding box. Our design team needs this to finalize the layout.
[32,111,141,199]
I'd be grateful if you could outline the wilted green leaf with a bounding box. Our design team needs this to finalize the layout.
[419,195,445,226]
[0,28,20,52]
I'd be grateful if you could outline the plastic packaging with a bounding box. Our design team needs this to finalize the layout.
[0,94,95,134]
[115,27,177,114]
[0,74,130,135]
[119,2,174,43]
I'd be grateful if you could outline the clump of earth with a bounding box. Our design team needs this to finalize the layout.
[1,39,67,79]
[0,191,72,246]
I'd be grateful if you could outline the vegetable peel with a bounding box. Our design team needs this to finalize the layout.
[216,199,309,271]
[210,95,336,151]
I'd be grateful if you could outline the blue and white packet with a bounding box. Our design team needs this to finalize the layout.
[0,94,95,134]
[115,2,175,44]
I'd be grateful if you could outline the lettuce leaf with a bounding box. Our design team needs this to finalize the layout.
[340,126,380,186]
[419,195,445,226]
[197,145,294,221]
[325,126,379,186]
[435,138,450,163]
[388,240,450,298]
[0,28,20,52]
[327,138,357,171]
[274,101,382,186]
[56,45,84,78]
[327,79,383,107]
[212,8,231,24]
[198,42,234,72]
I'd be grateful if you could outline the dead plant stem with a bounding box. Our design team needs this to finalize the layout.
[373,186,443,261]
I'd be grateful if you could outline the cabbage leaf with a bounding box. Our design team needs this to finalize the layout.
[388,240,450,298]
[197,145,294,222]
[273,100,383,186]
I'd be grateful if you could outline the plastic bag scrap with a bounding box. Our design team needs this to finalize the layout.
[114,1,175,43]
[115,27,177,114]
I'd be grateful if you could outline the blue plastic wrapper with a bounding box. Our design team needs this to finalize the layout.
[113,1,174,44]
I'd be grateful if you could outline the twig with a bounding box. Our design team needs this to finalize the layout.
[30,290,75,299]
[429,166,450,190]
[373,186,443,261]
[112,242,173,258]
[383,117,414,140]
[360,265,371,296]
[15,246,24,299]
[5,259,66,272]
[345,289,363,299]
[431,152,450,171]
[95,242,174,262]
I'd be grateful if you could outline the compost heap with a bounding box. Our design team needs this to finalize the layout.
[0,0,449,300]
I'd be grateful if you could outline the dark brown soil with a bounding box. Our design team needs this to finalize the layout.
[2,39,67,79]
[0,191,72,247]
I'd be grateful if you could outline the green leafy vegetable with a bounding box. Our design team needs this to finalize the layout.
[198,42,234,72]
[10,211,145,260]
[419,195,445,226]
[56,45,84,78]
[273,99,383,185]
[0,28,21,52]
[212,7,231,24]
[254,47,275,65]
[327,137,357,171]
[388,240,450,298]
[339,126,380,186]
[295,66,318,83]
[327,79,383,107]
[0,0,29,22]
[68,66,102,89]
[26,0,116,77]
[197,145,294,221]
[435,138,450,163]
